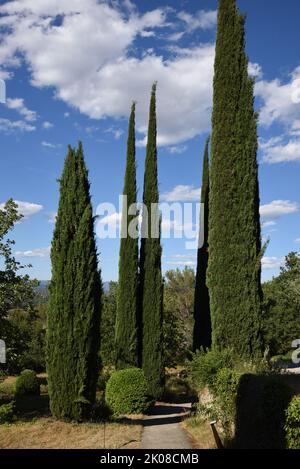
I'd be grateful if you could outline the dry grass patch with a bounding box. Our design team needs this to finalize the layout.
[182,417,217,449]
[0,418,142,449]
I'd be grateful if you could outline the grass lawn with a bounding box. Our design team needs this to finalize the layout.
[0,418,141,449]
[0,375,142,449]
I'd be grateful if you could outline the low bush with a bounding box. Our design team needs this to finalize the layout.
[14,369,40,397]
[105,368,153,415]
[285,397,300,449]
[0,402,15,424]
[187,348,235,391]
[0,381,15,400]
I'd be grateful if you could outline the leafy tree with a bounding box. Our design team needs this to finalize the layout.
[262,252,300,356]
[5,305,46,373]
[193,138,211,351]
[101,282,118,367]
[115,103,139,369]
[47,143,102,421]
[0,199,37,372]
[139,84,164,398]
[207,0,263,358]
[163,268,195,366]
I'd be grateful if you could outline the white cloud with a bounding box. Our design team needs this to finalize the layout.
[165,260,196,267]
[6,97,37,121]
[15,246,50,258]
[42,121,53,129]
[262,220,277,228]
[41,141,61,149]
[0,117,36,133]
[105,127,124,140]
[47,212,57,224]
[255,66,300,127]
[64,112,70,118]
[262,256,283,270]
[248,62,263,79]
[0,1,214,146]
[262,138,300,164]
[166,32,185,42]
[177,10,217,32]
[0,200,43,219]
[161,185,201,202]
[168,145,187,155]
[260,200,298,219]
[295,238,300,244]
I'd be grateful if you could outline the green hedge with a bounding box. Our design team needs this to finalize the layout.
[285,397,300,449]
[0,402,15,424]
[187,348,235,391]
[14,369,40,397]
[105,368,153,415]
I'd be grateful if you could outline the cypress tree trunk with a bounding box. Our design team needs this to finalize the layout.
[207,0,263,358]
[139,83,164,398]
[193,137,211,351]
[115,103,139,369]
[47,142,102,420]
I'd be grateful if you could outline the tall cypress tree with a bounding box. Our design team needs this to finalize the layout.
[193,137,211,351]
[139,83,164,398]
[207,0,262,358]
[115,103,139,369]
[47,142,102,420]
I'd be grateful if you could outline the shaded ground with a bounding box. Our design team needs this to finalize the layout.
[141,402,193,449]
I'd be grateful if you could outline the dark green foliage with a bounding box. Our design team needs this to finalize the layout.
[47,142,102,421]
[285,397,300,449]
[187,348,235,391]
[14,369,40,397]
[115,103,139,369]
[207,0,262,358]
[0,199,38,374]
[234,374,293,449]
[4,306,46,374]
[105,368,153,415]
[193,138,211,351]
[0,401,15,423]
[213,368,241,438]
[163,268,195,366]
[262,252,300,355]
[100,282,117,367]
[139,84,164,398]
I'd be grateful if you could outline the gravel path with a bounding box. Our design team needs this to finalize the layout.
[141,402,193,449]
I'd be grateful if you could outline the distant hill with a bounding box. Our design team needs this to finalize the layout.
[35,280,111,298]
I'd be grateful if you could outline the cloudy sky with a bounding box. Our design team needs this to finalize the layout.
[0,0,299,281]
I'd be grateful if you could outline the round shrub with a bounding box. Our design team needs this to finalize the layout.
[105,368,153,415]
[0,402,15,424]
[14,369,40,397]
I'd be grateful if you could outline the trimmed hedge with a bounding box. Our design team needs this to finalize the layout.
[14,369,40,397]
[105,368,153,415]
[0,402,15,423]
[285,397,300,449]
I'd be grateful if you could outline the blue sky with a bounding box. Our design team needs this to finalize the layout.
[0,0,299,282]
